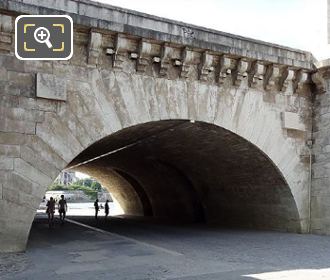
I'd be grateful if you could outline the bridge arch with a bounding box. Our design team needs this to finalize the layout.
[69,119,300,230]
[0,67,310,252]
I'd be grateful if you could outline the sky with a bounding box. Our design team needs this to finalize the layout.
[93,0,329,60]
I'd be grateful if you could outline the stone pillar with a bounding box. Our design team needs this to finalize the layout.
[312,59,330,234]
[0,63,65,252]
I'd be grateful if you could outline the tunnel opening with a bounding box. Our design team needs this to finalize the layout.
[66,120,301,232]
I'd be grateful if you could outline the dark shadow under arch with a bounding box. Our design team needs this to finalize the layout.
[68,120,301,232]
[114,169,153,217]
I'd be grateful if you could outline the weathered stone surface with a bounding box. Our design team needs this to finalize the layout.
[281,111,306,131]
[20,145,60,180]
[36,113,84,163]
[0,118,35,134]
[0,144,20,157]
[312,61,330,234]
[0,132,26,145]
[0,156,14,170]
[13,158,53,187]
[7,71,34,87]
[0,14,12,32]
[36,73,66,101]
[0,0,324,254]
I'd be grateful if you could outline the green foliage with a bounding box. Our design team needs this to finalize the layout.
[47,178,102,200]
[48,184,69,191]
[91,181,102,191]
[76,178,93,188]
[69,184,98,200]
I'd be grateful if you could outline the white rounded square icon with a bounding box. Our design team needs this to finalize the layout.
[15,15,73,60]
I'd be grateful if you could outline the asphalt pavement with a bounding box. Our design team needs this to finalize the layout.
[2,214,330,279]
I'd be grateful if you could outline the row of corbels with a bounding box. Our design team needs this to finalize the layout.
[87,31,310,93]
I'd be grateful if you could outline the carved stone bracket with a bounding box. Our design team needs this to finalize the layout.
[233,59,250,86]
[218,55,236,84]
[113,35,129,70]
[181,48,199,78]
[294,70,310,93]
[137,40,152,73]
[249,62,266,88]
[86,30,313,91]
[199,52,214,81]
[160,45,176,78]
[281,68,295,92]
[0,14,12,52]
[88,31,102,65]
[312,71,328,94]
[264,64,282,91]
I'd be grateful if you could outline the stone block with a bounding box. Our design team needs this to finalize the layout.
[0,132,26,145]
[0,107,44,123]
[0,144,20,157]
[20,145,60,179]
[14,158,53,187]
[0,199,36,252]
[18,96,57,112]
[36,73,67,101]
[23,60,53,74]
[0,118,35,134]
[36,113,84,163]
[0,14,12,32]
[5,172,33,195]
[0,55,25,73]
[8,71,34,86]
[25,135,67,171]
[281,111,306,131]
[0,95,19,108]
[2,186,19,204]
[22,0,78,13]
[19,191,42,210]
[0,67,7,81]
[0,156,13,170]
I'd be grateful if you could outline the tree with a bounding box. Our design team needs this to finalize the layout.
[91,181,102,191]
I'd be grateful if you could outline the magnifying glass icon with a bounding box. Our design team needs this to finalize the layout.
[34,27,53,48]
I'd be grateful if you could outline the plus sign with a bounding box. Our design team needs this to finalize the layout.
[37,30,47,40]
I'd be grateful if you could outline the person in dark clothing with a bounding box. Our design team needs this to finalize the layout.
[46,197,55,228]
[58,195,67,224]
[105,199,110,219]
[94,199,99,219]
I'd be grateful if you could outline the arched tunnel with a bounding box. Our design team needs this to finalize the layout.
[67,120,301,232]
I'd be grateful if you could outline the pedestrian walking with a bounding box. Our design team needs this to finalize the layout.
[46,197,55,228]
[58,195,67,224]
[105,199,110,219]
[94,199,99,220]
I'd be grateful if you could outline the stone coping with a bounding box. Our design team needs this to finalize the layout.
[315,59,330,69]
[0,0,316,70]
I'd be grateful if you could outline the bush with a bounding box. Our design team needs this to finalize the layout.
[91,181,102,191]
[69,184,98,200]
[47,178,101,200]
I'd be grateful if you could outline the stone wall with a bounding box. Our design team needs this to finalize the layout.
[0,0,317,252]
[312,61,330,234]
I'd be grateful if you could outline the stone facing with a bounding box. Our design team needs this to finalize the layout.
[36,73,67,101]
[328,0,330,44]
[312,60,330,234]
[0,0,325,253]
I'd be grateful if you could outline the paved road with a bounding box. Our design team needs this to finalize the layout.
[2,215,330,279]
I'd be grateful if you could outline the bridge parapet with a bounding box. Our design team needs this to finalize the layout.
[0,0,314,94]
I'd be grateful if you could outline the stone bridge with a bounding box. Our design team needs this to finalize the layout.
[1,0,330,252]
